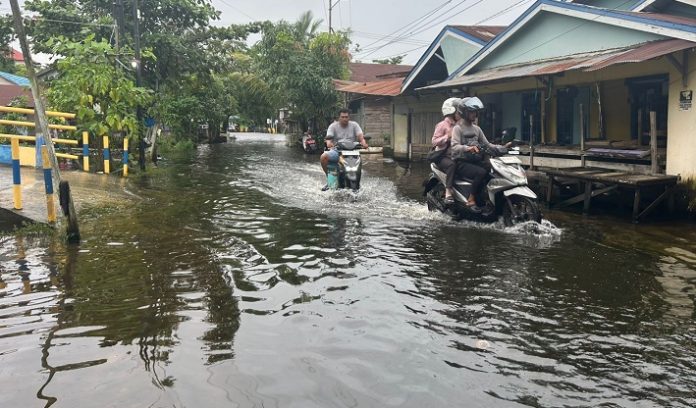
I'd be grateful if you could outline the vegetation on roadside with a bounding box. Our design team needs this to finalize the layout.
[0,2,352,146]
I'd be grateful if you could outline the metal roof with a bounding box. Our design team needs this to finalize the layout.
[348,63,413,82]
[418,38,695,91]
[0,71,30,87]
[450,26,506,43]
[334,77,404,96]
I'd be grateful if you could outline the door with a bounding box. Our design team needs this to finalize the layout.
[521,92,541,143]
[556,86,590,145]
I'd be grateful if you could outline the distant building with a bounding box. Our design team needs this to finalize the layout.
[0,70,32,107]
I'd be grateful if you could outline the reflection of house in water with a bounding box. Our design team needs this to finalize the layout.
[388,0,696,181]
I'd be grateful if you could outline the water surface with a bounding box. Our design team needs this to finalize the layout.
[1,135,695,407]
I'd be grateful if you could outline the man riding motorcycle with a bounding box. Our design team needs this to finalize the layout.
[320,108,369,191]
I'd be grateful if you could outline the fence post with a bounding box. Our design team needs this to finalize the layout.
[11,137,21,210]
[41,145,56,223]
[650,111,658,174]
[103,135,110,174]
[82,131,89,172]
[123,138,129,177]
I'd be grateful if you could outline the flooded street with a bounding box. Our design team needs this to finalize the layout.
[1,135,695,407]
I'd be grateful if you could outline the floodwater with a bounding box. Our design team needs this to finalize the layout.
[1,134,695,407]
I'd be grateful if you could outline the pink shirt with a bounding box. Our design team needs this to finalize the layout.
[431,117,455,150]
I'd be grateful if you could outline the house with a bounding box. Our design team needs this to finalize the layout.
[333,63,413,147]
[391,25,505,160]
[413,0,696,179]
[0,70,32,107]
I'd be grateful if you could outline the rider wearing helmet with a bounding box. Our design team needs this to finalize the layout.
[431,97,461,203]
[451,97,508,208]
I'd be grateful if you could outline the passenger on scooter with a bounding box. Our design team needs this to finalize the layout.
[321,108,369,191]
[451,97,509,208]
[431,97,460,204]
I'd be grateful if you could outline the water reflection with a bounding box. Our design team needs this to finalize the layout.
[1,139,696,407]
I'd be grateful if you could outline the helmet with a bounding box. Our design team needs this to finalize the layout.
[441,97,461,116]
[456,96,484,115]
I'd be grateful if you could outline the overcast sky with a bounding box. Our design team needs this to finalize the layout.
[209,0,535,64]
[5,0,535,65]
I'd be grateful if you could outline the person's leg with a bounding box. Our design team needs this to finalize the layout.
[437,156,456,198]
[320,152,329,175]
[456,162,487,205]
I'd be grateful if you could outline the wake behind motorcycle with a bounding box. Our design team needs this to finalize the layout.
[424,147,542,226]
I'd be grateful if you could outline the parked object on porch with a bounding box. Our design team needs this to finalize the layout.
[424,147,542,226]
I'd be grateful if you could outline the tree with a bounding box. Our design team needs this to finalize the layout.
[372,55,405,65]
[45,35,152,137]
[0,14,15,72]
[253,13,351,132]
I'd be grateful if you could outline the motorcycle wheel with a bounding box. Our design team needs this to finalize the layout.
[426,184,447,213]
[502,196,542,226]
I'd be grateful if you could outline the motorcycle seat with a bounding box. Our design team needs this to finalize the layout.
[455,179,473,185]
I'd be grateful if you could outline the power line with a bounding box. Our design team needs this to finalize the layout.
[357,0,484,58]
[473,0,534,25]
[215,0,255,21]
[355,0,452,51]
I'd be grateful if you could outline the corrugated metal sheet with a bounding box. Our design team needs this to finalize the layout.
[451,25,506,43]
[348,63,413,82]
[334,77,404,96]
[419,39,696,90]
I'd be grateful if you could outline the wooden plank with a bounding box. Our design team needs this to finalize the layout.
[583,181,591,213]
[633,188,641,222]
[555,185,617,208]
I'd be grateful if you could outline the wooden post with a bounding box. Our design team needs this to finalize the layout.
[637,108,643,145]
[491,110,496,142]
[650,111,658,174]
[633,188,642,223]
[583,181,592,214]
[541,89,546,145]
[580,104,586,167]
[529,114,535,170]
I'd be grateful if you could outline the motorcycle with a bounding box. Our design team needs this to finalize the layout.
[327,140,363,191]
[302,133,318,153]
[423,146,542,226]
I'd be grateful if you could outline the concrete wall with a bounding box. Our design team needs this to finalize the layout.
[667,51,696,179]
[480,13,663,70]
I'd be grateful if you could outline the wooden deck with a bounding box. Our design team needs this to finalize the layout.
[545,167,679,222]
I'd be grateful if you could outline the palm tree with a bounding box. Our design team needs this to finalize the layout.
[294,11,322,44]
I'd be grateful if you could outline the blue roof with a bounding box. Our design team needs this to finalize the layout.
[0,71,30,87]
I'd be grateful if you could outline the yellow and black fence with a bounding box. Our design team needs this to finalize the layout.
[0,106,132,222]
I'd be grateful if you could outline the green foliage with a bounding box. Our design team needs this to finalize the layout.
[45,35,152,137]
[0,14,15,73]
[153,74,236,141]
[253,12,351,131]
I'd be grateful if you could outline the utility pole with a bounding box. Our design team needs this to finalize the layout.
[113,0,125,51]
[9,0,80,241]
[132,0,145,170]
[329,0,340,33]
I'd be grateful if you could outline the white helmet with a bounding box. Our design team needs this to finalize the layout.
[441,97,461,116]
